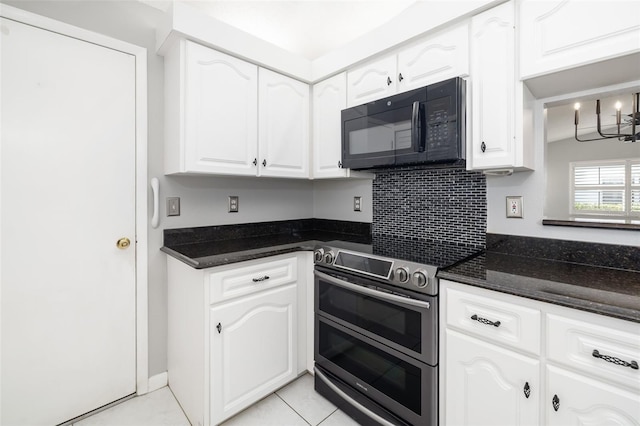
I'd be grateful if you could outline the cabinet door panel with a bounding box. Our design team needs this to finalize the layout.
[185,41,258,175]
[259,68,309,178]
[446,329,539,426]
[470,1,516,169]
[546,365,640,426]
[547,313,640,392]
[346,55,397,107]
[397,23,469,93]
[520,0,640,79]
[446,287,541,355]
[209,255,297,305]
[210,284,297,425]
[312,73,348,178]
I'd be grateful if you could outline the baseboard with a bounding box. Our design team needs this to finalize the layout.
[148,371,168,393]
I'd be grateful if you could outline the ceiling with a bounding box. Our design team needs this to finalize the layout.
[139,0,418,59]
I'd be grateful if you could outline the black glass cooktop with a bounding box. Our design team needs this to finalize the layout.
[324,234,483,270]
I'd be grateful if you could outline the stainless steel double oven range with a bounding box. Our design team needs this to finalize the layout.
[313,239,479,426]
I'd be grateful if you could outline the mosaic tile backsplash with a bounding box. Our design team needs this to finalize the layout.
[372,164,487,248]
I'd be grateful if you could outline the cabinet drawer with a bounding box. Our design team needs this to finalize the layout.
[209,256,297,304]
[546,313,640,391]
[446,287,541,355]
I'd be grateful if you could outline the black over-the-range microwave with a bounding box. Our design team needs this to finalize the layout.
[341,77,466,170]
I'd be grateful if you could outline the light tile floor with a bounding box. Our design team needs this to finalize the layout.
[74,374,359,426]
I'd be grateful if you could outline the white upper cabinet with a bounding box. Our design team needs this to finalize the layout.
[347,55,397,107]
[347,23,469,108]
[312,73,349,179]
[165,40,259,176]
[397,23,469,93]
[469,0,533,172]
[258,68,310,178]
[164,40,309,178]
[519,0,640,80]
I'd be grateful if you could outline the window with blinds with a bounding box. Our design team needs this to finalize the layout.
[571,159,640,218]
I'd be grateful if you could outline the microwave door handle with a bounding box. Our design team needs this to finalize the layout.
[411,101,424,152]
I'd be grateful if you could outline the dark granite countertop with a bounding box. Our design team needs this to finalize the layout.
[163,224,640,323]
[439,234,640,323]
[161,219,372,269]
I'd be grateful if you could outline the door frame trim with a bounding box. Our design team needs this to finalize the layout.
[0,3,150,395]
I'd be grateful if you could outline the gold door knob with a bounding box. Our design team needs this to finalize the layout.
[117,237,131,249]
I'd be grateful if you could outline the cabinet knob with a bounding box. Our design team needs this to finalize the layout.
[262,159,267,167]
[552,394,560,412]
[481,141,487,153]
[338,160,342,168]
[253,158,258,166]
[398,73,404,82]
[523,382,531,399]
[386,76,392,86]
[216,323,222,334]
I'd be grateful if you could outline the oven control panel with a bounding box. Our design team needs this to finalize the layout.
[314,245,438,295]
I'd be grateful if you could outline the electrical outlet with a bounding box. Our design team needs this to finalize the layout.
[354,196,362,212]
[506,196,523,218]
[228,196,239,213]
[167,197,180,216]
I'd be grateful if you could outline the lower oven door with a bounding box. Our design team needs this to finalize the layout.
[315,315,437,426]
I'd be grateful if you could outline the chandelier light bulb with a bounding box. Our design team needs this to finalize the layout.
[615,101,622,111]
[574,102,581,110]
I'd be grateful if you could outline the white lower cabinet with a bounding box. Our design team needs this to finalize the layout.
[441,279,640,426]
[167,253,309,426]
[545,364,640,425]
[210,284,297,425]
[445,329,540,426]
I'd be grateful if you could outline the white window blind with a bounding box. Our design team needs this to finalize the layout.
[571,159,640,218]
[632,163,640,213]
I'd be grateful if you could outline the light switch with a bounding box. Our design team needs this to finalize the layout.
[167,197,180,216]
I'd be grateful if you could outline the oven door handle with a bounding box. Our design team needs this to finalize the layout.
[315,270,430,310]
[314,367,398,426]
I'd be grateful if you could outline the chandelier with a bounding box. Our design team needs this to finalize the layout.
[574,92,639,142]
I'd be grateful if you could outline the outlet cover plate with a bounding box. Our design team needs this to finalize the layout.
[167,197,180,216]
[506,196,523,218]
[228,196,239,213]
[354,196,362,212]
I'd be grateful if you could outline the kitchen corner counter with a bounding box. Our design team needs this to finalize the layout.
[439,236,640,323]
[161,219,372,269]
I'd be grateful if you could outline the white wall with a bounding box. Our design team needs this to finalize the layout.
[313,178,373,222]
[487,96,640,246]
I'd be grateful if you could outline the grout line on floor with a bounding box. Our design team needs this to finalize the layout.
[166,385,191,424]
[274,392,313,426]
[315,408,339,426]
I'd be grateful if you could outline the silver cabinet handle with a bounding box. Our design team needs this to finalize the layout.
[252,275,270,283]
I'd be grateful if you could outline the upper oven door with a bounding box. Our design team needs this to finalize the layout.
[341,88,426,170]
[314,269,437,365]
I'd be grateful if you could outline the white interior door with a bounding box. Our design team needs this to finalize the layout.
[1,17,137,425]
